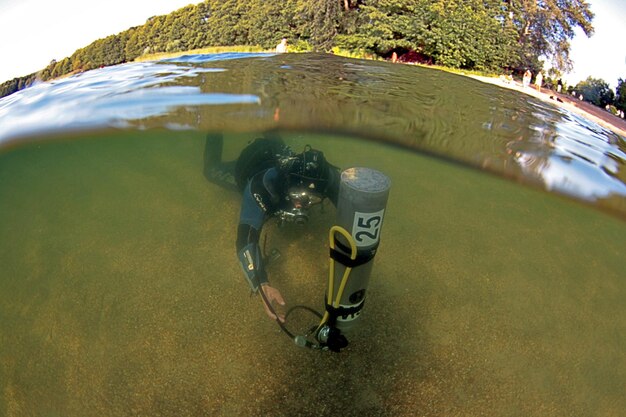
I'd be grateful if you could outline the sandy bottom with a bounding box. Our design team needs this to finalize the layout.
[0,132,624,416]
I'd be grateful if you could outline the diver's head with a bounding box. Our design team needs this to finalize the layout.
[281,145,329,208]
[275,145,329,225]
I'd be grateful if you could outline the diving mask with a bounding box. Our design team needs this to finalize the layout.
[276,187,324,226]
[288,188,323,209]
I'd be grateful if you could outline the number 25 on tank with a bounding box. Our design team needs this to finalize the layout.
[352,209,385,247]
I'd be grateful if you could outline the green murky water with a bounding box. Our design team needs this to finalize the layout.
[1,130,624,416]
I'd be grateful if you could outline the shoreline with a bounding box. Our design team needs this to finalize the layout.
[5,48,626,140]
[133,47,626,139]
[466,74,626,138]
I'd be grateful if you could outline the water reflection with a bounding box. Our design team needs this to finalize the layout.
[505,102,626,202]
[0,62,258,141]
[0,53,624,215]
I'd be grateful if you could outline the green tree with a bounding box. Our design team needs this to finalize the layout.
[614,78,626,113]
[575,77,614,107]
[239,0,295,48]
[0,0,600,101]
[0,78,19,97]
[204,0,250,46]
[181,4,211,50]
[337,0,519,70]
[296,0,344,51]
[503,0,594,72]
[123,27,143,61]
[336,0,433,55]
[428,0,518,70]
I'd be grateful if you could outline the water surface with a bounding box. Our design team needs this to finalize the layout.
[1,53,624,214]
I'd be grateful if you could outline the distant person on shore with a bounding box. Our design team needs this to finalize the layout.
[557,79,563,93]
[535,72,543,91]
[276,38,288,53]
[499,74,513,84]
[391,52,398,63]
[523,70,532,88]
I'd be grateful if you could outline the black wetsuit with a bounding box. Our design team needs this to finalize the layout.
[204,134,340,292]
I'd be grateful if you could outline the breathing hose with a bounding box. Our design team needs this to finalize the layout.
[260,225,357,351]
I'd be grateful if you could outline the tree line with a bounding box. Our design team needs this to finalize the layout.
[570,77,626,115]
[2,0,623,114]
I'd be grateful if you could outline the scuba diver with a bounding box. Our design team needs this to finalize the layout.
[204,133,341,322]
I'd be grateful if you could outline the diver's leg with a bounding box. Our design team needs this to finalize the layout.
[262,130,285,145]
[203,133,238,191]
[204,132,224,179]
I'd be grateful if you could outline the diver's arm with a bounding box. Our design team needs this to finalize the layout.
[236,222,268,291]
[259,284,285,322]
[235,168,284,290]
[236,223,286,321]
[236,180,286,321]
[235,177,269,291]
[203,133,224,181]
[203,132,238,191]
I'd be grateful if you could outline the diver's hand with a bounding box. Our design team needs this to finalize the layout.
[259,284,286,322]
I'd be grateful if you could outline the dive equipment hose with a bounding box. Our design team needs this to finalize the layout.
[258,285,323,349]
[259,225,357,351]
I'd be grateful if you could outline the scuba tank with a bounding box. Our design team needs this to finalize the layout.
[256,162,391,353]
[315,167,391,351]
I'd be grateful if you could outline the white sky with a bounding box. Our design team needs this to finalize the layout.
[0,0,203,83]
[563,0,626,89]
[0,0,624,88]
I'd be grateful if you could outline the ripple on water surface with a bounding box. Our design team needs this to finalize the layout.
[1,53,624,215]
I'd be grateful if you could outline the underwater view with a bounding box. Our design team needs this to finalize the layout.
[0,53,625,416]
